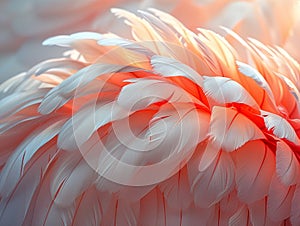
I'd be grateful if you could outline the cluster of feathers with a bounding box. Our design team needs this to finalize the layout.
[1,8,300,226]
[1,0,300,82]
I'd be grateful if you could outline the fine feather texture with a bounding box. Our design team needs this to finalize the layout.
[262,110,300,145]
[234,140,275,203]
[202,76,259,109]
[209,106,265,152]
[276,141,300,186]
[236,61,275,100]
[0,142,58,226]
[151,55,204,87]
[1,8,300,226]
[159,167,193,210]
[190,148,235,208]
[0,118,66,198]
[267,174,296,222]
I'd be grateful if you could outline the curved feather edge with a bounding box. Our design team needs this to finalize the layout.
[276,141,300,186]
[267,174,295,222]
[235,140,275,203]
[261,110,300,145]
[209,106,265,152]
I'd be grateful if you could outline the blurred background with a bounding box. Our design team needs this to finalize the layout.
[1,0,300,83]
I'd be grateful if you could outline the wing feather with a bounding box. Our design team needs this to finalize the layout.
[209,106,265,152]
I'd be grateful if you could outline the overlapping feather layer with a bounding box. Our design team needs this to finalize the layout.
[1,9,300,226]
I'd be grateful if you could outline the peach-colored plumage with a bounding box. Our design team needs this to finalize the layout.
[2,0,300,83]
[0,0,179,82]
[1,8,300,226]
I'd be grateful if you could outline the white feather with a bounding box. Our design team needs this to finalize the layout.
[0,118,66,198]
[26,169,75,226]
[99,103,208,187]
[0,89,49,119]
[276,141,300,186]
[267,174,295,222]
[38,63,136,114]
[101,197,140,226]
[98,37,155,56]
[0,143,57,226]
[203,76,259,109]
[209,106,265,152]
[159,167,193,210]
[0,73,42,99]
[57,101,128,151]
[235,140,275,203]
[117,78,204,112]
[151,55,204,87]
[27,58,86,77]
[50,152,97,208]
[262,110,300,145]
[191,151,234,208]
[70,187,103,226]
[198,140,220,172]
[43,32,103,47]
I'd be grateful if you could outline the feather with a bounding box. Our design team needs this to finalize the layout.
[27,58,86,77]
[202,76,259,109]
[209,106,265,152]
[0,89,49,119]
[70,186,103,226]
[117,78,204,112]
[198,140,220,172]
[164,204,215,226]
[50,152,97,208]
[191,151,234,208]
[261,110,300,145]
[138,188,166,226]
[96,102,209,187]
[148,8,197,48]
[139,187,212,226]
[116,184,156,203]
[159,167,193,210]
[38,63,136,114]
[236,61,274,100]
[219,191,241,221]
[101,197,140,226]
[24,165,75,226]
[43,32,102,47]
[248,199,267,226]
[97,37,155,57]
[138,10,180,43]
[197,28,238,76]
[276,72,300,102]
[0,73,42,99]
[234,140,275,203]
[0,108,41,134]
[291,183,300,226]
[248,198,284,226]
[57,101,128,151]
[267,174,295,222]
[150,55,203,87]
[0,117,66,198]
[149,10,217,75]
[228,205,250,226]
[276,141,300,186]
[111,8,171,56]
[0,116,50,168]
[0,141,57,226]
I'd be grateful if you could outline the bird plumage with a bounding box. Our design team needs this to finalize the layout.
[1,8,300,226]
